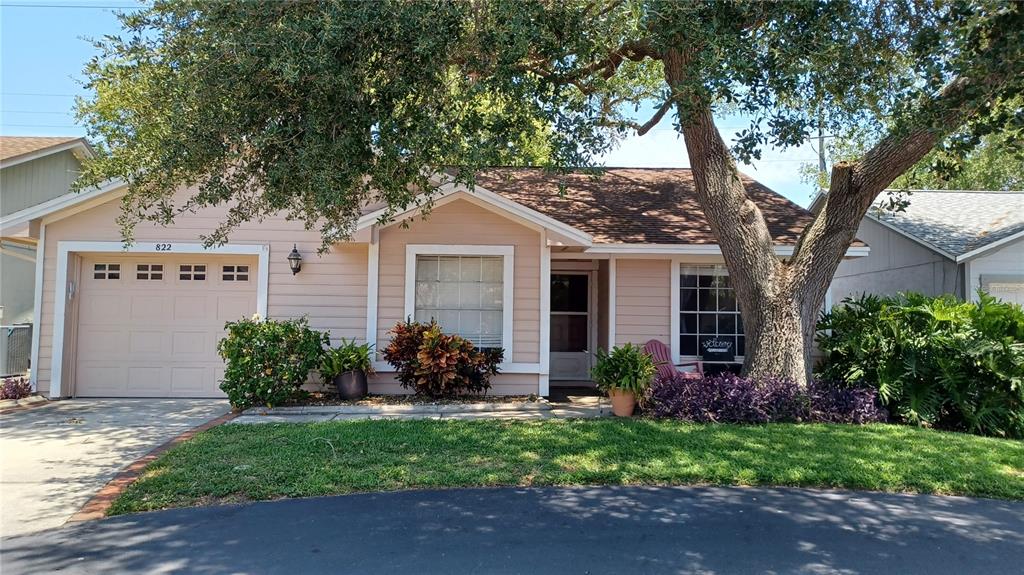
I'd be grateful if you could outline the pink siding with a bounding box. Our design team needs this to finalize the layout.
[373,199,542,395]
[36,188,368,395]
[37,190,543,397]
[615,258,671,347]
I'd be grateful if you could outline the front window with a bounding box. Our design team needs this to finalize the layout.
[414,255,504,348]
[679,266,745,358]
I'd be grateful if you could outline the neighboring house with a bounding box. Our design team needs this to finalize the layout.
[0,137,93,375]
[0,167,867,399]
[815,190,1024,306]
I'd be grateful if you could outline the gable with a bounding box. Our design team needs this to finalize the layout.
[0,150,85,217]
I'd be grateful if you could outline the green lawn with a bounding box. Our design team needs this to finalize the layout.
[110,419,1024,514]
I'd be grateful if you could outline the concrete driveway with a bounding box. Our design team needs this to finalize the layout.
[0,399,229,538]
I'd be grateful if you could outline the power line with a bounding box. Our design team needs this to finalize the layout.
[1,92,78,97]
[1,122,81,128]
[1,109,74,114]
[0,3,144,9]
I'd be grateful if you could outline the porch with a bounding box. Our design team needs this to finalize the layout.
[547,257,743,392]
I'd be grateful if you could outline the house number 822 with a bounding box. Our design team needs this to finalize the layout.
[155,243,172,251]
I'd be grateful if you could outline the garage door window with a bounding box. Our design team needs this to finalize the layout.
[179,264,207,281]
[222,265,249,282]
[136,264,163,280]
[93,263,120,280]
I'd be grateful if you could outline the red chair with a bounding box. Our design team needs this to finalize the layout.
[644,339,704,380]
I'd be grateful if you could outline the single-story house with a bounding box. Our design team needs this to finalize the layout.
[0,167,868,399]
[816,190,1024,306]
[0,136,93,375]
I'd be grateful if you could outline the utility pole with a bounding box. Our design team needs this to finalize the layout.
[817,126,827,174]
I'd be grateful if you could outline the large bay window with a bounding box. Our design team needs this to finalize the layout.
[405,245,514,352]
[678,265,745,359]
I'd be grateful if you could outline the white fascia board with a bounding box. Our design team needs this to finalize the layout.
[955,230,1024,263]
[357,184,592,247]
[0,139,93,169]
[864,212,957,262]
[0,178,127,232]
[584,243,868,258]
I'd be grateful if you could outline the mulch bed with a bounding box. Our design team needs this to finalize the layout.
[284,392,543,407]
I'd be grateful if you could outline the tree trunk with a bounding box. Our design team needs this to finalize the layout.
[661,47,945,386]
[664,48,816,383]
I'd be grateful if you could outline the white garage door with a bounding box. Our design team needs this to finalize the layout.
[74,254,258,397]
[988,282,1024,306]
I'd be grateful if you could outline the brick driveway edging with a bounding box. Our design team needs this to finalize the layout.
[68,411,239,522]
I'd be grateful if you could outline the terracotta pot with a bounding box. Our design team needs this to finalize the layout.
[334,370,368,400]
[607,388,637,417]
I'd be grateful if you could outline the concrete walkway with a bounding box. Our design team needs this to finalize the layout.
[0,399,229,538]
[2,486,1022,574]
[232,395,610,424]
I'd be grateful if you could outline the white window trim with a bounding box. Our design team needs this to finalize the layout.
[403,244,515,360]
[671,260,746,365]
[48,241,269,398]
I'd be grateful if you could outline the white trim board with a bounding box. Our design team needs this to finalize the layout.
[956,230,1024,263]
[47,241,270,398]
[365,226,380,353]
[607,257,617,349]
[403,243,516,363]
[864,212,959,262]
[358,184,592,247]
[28,224,46,391]
[670,257,681,363]
[538,230,551,396]
[0,139,93,169]
[584,243,870,258]
[1,179,127,232]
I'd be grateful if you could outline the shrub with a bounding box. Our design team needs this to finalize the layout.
[816,292,1024,438]
[217,316,329,409]
[590,343,657,397]
[321,339,375,381]
[646,373,886,425]
[807,380,890,424]
[383,320,502,397]
[0,376,32,400]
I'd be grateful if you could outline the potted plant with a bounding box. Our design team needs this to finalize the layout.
[591,343,656,417]
[321,339,375,400]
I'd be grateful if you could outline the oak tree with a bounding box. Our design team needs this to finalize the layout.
[78,0,1024,384]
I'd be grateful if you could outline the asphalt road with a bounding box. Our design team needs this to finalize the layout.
[2,486,1022,574]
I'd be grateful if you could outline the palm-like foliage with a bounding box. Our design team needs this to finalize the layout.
[817,292,1024,438]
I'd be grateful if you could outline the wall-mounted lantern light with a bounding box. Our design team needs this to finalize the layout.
[287,244,303,275]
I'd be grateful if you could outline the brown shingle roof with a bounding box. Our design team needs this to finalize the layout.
[474,168,816,245]
[0,136,83,162]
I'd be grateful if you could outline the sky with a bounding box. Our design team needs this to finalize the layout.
[1,0,822,206]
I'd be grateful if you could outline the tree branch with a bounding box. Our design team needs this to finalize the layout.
[793,5,1023,272]
[527,38,658,88]
[663,47,781,301]
[635,98,673,136]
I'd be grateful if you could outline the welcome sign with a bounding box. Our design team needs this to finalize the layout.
[701,338,734,361]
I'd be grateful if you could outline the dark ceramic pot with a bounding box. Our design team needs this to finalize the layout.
[335,370,368,400]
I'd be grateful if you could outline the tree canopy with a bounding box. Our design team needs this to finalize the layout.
[79,0,1023,246]
[804,123,1024,192]
[77,0,1024,382]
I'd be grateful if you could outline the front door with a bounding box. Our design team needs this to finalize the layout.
[550,273,592,380]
